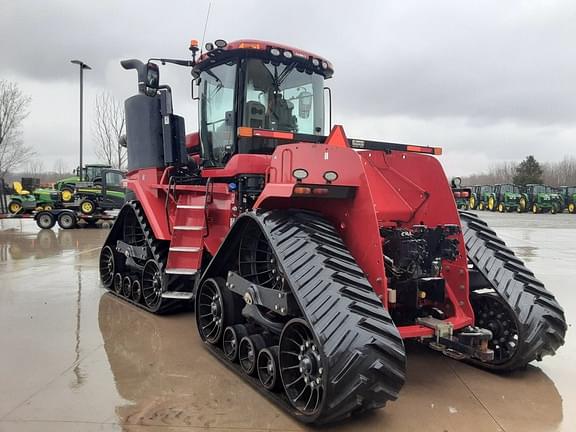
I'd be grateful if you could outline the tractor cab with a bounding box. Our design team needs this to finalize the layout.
[192,40,332,166]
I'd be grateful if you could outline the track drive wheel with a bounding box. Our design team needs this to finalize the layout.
[279,319,326,417]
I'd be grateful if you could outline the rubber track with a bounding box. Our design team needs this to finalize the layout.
[459,211,567,370]
[221,210,407,424]
[101,201,182,314]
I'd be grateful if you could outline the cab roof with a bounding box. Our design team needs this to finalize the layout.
[194,39,334,78]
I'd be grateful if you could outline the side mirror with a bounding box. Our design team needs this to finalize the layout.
[298,90,313,119]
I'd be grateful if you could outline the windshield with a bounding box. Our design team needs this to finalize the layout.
[532,185,546,194]
[85,166,103,181]
[500,184,519,194]
[242,59,324,135]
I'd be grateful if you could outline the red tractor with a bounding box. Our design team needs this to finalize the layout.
[99,39,566,424]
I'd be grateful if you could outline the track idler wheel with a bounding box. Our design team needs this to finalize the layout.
[239,334,267,376]
[99,246,115,288]
[197,278,230,345]
[223,325,249,362]
[258,346,280,391]
[142,260,163,312]
[279,319,325,417]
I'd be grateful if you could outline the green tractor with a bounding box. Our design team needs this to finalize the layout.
[74,169,126,215]
[55,164,112,203]
[469,185,493,210]
[7,181,61,215]
[487,183,522,213]
[519,184,562,214]
[559,186,576,214]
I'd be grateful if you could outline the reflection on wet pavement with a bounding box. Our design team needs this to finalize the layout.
[0,216,574,431]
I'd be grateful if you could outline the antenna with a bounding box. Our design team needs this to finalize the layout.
[200,1,212,54]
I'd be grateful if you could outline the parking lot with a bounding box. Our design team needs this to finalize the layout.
[0,212,574,432]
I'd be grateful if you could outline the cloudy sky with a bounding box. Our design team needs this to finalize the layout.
[1,0,575,176]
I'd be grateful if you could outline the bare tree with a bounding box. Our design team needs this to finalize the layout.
[53,158,69,176]
[93,92,126,169]
[24,160,45,177]
[462,161,517,185]
[0,80,34,178]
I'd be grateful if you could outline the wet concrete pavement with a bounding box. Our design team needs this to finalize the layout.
[0,213,574,432]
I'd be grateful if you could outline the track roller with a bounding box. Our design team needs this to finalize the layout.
[113,273,123,294]
[223,325,249,362]
[131,279,142,303]
[122,275,133,298]
[239,334,267,376]
[257,346,280,390]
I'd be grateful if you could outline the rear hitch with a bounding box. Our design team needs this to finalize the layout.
[417,317,494,362]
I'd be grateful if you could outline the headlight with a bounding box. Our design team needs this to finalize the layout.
[292,169,308,181]
[323,171,338,182]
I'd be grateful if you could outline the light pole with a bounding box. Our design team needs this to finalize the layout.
[70,60,92,181]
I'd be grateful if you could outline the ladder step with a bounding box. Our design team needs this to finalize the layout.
[161,291,194,300]
[165,268,198,275]
[169,246,201,252]
[174,226,204,231]
[176,205,204,209]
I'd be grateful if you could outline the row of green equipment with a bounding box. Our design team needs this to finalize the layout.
[467,184,575,214]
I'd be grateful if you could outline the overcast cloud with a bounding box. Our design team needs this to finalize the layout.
[1,0,575,176]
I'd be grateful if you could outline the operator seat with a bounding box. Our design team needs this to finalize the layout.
[245,101,266,128]
[12,181,30,195]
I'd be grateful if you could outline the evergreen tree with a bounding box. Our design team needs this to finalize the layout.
[513,155,543,185]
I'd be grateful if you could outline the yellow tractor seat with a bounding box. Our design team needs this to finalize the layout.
[13,181,30,195]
